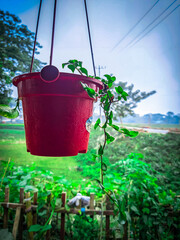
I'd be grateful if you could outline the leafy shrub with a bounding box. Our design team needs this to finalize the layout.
[105,153,180,240]
[66,214,99,240]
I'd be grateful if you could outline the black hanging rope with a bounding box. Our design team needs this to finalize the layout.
[84,0,96,77]
[50,0,57,65]
[30,0,43,72]
[31,0,95,73]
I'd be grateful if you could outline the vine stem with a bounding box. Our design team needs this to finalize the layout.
[76,68,83,75]
[100,101,112,186]
[71,63,83,75]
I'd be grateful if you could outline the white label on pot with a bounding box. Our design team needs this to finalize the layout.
[86,117,93,133]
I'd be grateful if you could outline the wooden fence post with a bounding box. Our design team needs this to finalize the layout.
[3,187,9,228]
[33,192,38,226]
[123,222,128,240]
[106,195,111,240]
[12,207,21,240]
[19,188,24,240]
[25,192,33,240]
[60,192,66,240]
[90,193,94,219]
[46,193,51,240]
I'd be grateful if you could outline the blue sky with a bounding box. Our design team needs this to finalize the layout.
[1,0,180,115]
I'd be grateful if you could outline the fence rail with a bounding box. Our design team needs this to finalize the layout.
[2,187,178,239]
[0,187,118,240]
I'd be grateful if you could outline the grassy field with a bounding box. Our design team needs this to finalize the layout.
[0,124,83,181]
[0,123,180,193]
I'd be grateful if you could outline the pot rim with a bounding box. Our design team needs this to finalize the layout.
[12,72,103,89]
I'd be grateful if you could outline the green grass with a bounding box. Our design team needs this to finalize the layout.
[0,123,24,128]
[0,125,83,181]
[1,123,180,193]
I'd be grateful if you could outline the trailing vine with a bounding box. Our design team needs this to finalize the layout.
[0,98,20,119]
[62,59,138,187]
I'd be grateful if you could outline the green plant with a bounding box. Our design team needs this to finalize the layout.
[62,59,140,239]
[62,59,138,186]
[0,99,20,119]
[62,60,180,239]
[108,153,180,240]
[66,214,99,239]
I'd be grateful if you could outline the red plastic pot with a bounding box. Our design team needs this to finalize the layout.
[13,72,103,157]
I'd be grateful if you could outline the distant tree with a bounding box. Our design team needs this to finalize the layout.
[113,82,156,125]
[0,10,45,105]
[166,111,175,124]
[166,111,174,118]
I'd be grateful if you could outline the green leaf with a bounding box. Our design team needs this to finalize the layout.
[104,103,110,111]
[62,63,68,68]
[131,205,139,215]
[115,86,123,94]
[104,74,112,80]
[42,225,52,232]
[79,67,88,76]
[129,130,138,137]
[102,122,107,129]
[94,118,101,129]
[80,82,88,89]
[100,94,108,103]
[104,75,116,88]
[102,162,107,171]
[125,211,131,222]
[121,91,128,101]
[86,88,96,98]
[108,111,113,125]
[108,82,113,88]
[78,61,82,67]
[107,90,113,99]
[80,82,96,98]
[92,154,98,161]
[120,128,138,138]
[111,124,119,131]
[68,64,76,72]
[69,59,78,65]
[142,208,150,214]
[0,105,19,119]
[101,79,108,84]
[95,76,101,79]
[98,145,103,156]
[111,76,116,82]
[29,224,42,232]
[106,132,115,144]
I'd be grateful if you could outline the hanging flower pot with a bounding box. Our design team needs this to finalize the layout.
[10,0,104,157]
[13,67,103,156]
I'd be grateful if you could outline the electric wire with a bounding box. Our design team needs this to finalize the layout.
[130,4,180,48]
[125,0,178,49]
[112,0,160,51]
[30,0,43,72]
[84,0,96,77]
[50,0,57,65]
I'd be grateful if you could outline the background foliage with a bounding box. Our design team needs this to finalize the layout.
[0,10,44,105]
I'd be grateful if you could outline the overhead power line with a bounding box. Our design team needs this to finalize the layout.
[112,0,160,50]
[125,0,178,49]
[130,4,180,48]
